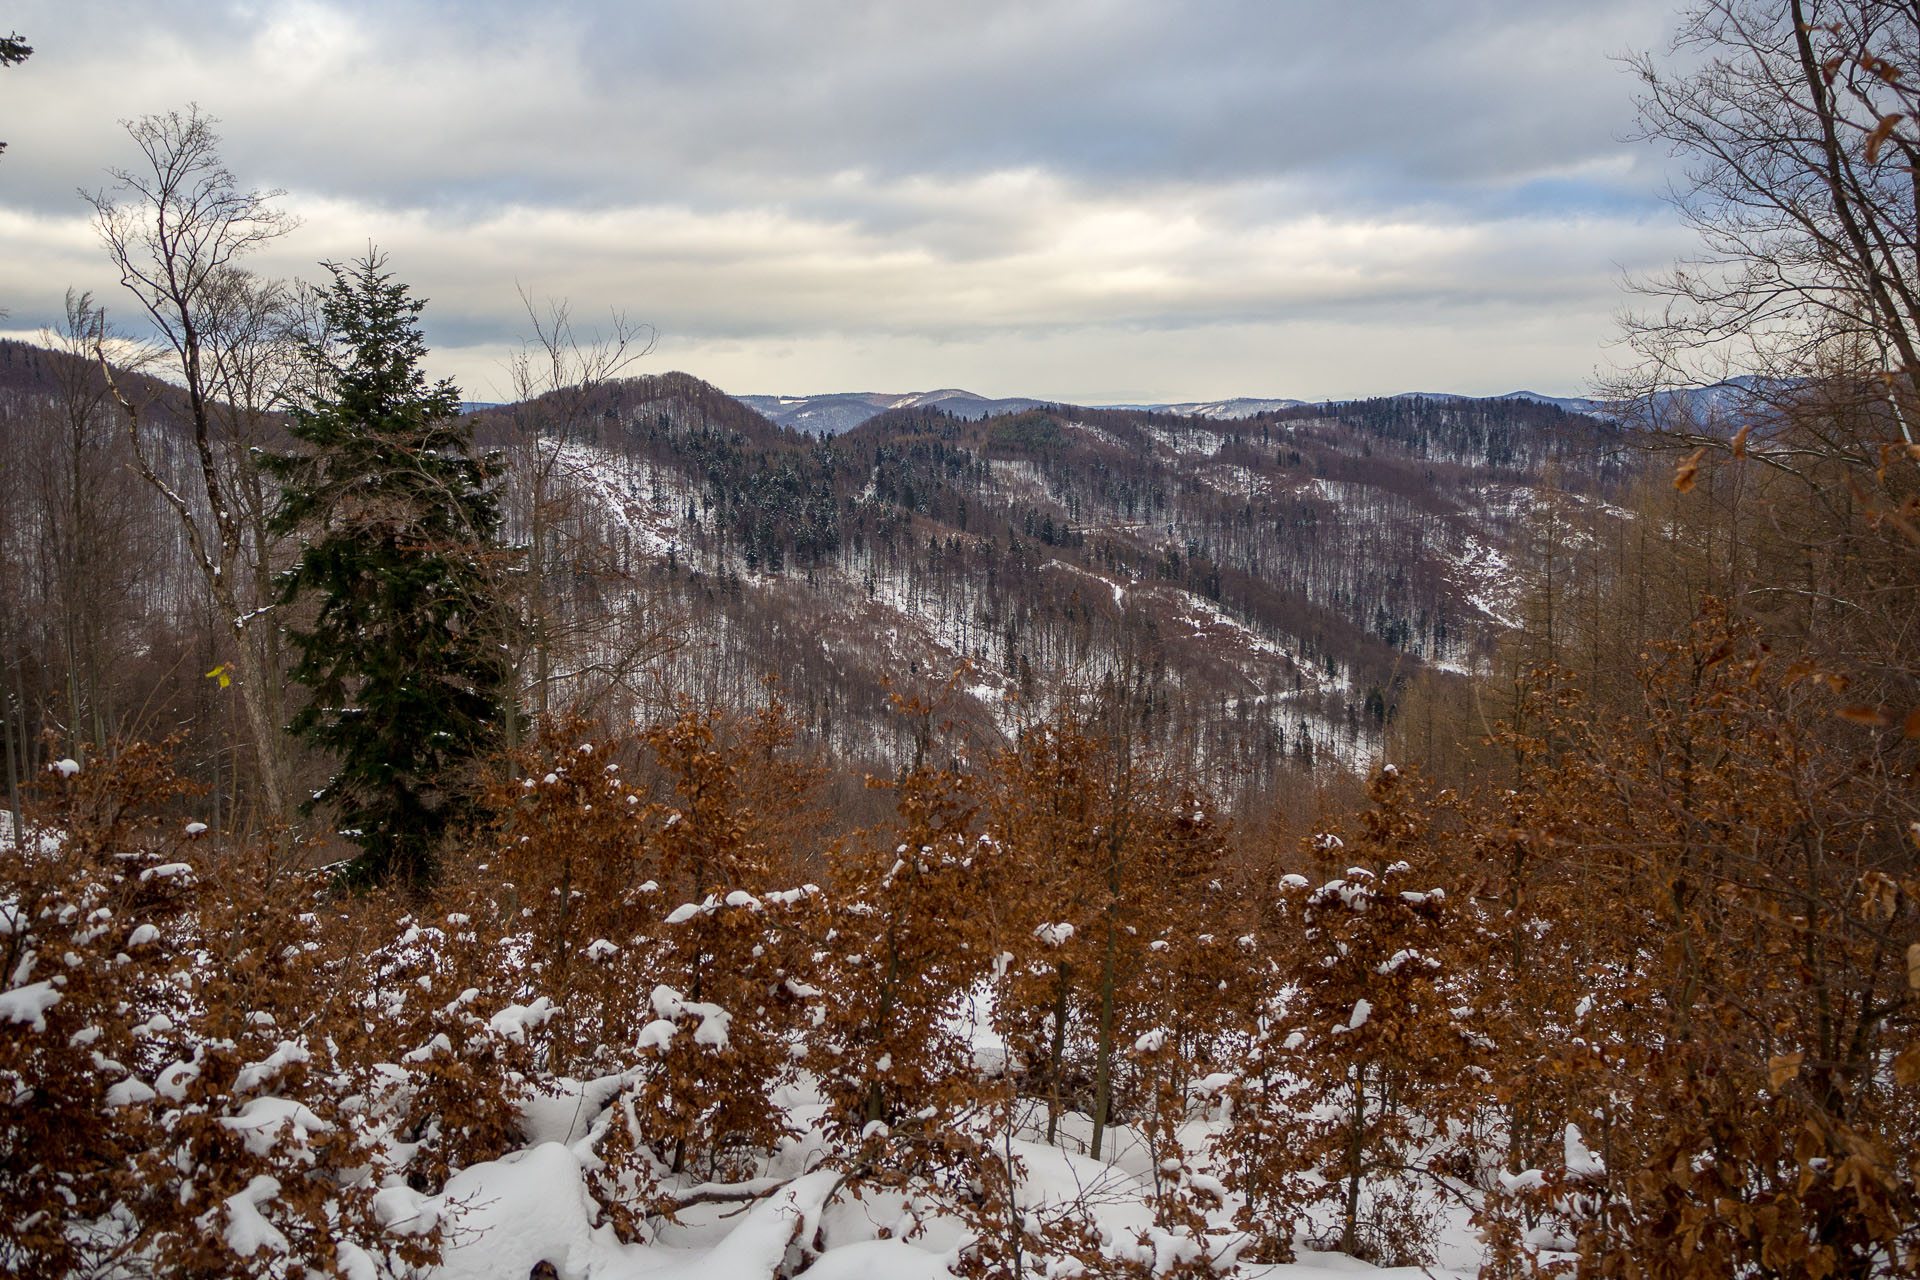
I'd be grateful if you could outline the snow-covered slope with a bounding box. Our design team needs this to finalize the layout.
[1105,396,1314,418]
[737,390,1047,434]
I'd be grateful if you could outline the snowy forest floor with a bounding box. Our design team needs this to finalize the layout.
[430,1071,1492,1280]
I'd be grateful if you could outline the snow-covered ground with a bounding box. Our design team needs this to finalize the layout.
[1447,534,1519,630]
[417,1074,1484,1280]
[1143,425,1227,458]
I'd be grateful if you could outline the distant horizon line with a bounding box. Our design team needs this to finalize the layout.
[450,383,1606,414]
[723,384,1603,408]
[0,331,1608,411]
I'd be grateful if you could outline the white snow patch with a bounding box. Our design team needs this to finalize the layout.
[216,1174,288,1257]
[0,980,61,1030]
[220,1096,330,1158]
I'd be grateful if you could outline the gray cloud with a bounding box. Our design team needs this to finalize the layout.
[0,0,1691,401]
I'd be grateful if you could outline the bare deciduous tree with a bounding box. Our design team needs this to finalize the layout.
[1620,1,1920,410]
[87,106,300,827]
[494,293,675,738]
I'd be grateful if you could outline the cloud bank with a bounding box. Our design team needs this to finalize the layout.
[0,0,1688,402]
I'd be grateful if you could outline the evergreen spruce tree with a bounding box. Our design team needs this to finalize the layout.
[269,253,512,889]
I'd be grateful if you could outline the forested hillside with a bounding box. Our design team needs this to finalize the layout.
[2,340,1628,824]
[467,375,1628,788]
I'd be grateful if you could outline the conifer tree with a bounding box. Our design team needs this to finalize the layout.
[269,252,512,889]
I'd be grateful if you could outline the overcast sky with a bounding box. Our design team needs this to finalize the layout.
[1,0,1689,404]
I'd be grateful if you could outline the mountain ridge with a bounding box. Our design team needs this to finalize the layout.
[733,385,1617,434]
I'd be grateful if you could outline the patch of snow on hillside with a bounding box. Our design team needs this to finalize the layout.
[1453,535,1519,628]
[1177,594,1291,662]
[1144,425,1225,458]
[1065,420,1133,451]
[1041,559,1129,614]
[987,458,1052,503]
[548,441,691,559]
[1301,477,1364,505]
[966,682,1007,707]
[1196,463,1271,499]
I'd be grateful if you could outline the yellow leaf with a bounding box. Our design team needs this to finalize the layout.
[1866,112,1902,165]
[1769,1051,1804,1091]
[1675,447,1706,492]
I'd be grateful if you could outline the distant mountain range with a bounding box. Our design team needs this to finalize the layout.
[734,387,1618,434]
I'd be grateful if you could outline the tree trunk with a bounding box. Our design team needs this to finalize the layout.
[1045,960,1070,1145]
[2,670,22,846]
[1342,1067,1367,1255]
[98,355,291,831]
[1089,918,1117,1160]
[227,601,288,827]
